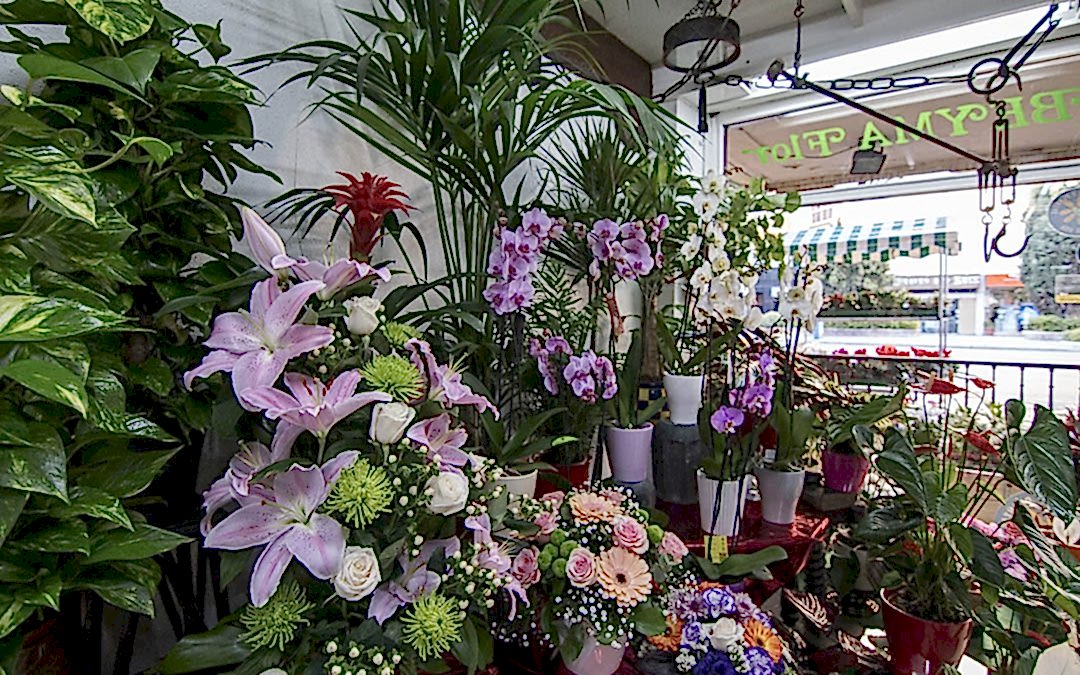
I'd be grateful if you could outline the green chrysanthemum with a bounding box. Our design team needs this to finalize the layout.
[323,459,394,528]
[359,354,424,402]
[381,321,420,349]
[239,581,313,652]
[401,593,463,661]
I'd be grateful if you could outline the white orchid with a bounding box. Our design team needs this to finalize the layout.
[689,264,713,291]
[702,169,726,196]
[680,234,703,261]
[694,192,719,220]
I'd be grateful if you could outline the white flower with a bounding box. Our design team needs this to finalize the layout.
[343,296,381,336]
[369,401,415,444]
[703,169,725,195]
[425,471,469,515]
[785,287,807,305]
[259,670,289,675]
[694,192,718,220]
[687,221,700,236]
[689,264,713,291]
[680,234,703,261]
[706,617,745,651]
[744,306,765,330]
[1053,517,1080,546]
[334,546,382,601]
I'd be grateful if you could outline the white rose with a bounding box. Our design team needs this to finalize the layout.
[343,296,381,336]
[369,402,415,444]
[706,617,745,651]
[259,670,288,675]
[333,546,382,601]
[426,471,469,515]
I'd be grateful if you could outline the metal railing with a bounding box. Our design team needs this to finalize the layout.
[809,353,1080,414]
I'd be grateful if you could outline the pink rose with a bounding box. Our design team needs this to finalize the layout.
[541,491,565,506]
[566,547,597,587]
[611,516,649,554]
[534,510,557,537]
[659,532,689,561]
[512,547,541,588]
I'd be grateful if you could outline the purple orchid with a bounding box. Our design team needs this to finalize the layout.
[739,383,774,417]
[204,452,358,606]
[562,350,617,404]
[291,257,391,300]
[183,279,333,409]
[710,406,745,434]
[406,339,499,417]
[406,414,469,469]
[241,207,297,280]
[588,218,619,260]
[241,370,391,439]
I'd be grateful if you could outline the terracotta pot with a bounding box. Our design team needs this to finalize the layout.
[822,449,870,493]
[881,587,973,675]
[496,469,537,499]
[536,459,590,496]
[605,424,653,483]
[663,373,703,425]
[754,466,805,525]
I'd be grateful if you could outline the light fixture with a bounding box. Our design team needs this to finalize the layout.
[662,1,742,134]
[851,144,886,175]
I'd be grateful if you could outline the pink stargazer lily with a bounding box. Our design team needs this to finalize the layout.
[291,258,391,300]
[241,370,391,439]
[242,207,297,279]
[183,279,333,409]
[406,414,468,469]
[405,339,499,418]
[204,452,358,607]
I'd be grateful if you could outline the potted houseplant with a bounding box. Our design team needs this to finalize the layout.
[606,330,666,484]
[481,409,572,498]
[853,376,1078,675]
[820,389,905,493]
[757,398,817,525]
[698,349,777,537]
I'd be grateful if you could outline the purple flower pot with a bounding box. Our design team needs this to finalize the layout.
[606,424,653,483]
[822,449,870,493]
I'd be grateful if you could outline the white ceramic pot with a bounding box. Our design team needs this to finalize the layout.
[605,424,653,483]
[563,635,626,675]
[663,373,704,426]
[696,470,749,537]
[754,466,805,525]
[495,469,537,499]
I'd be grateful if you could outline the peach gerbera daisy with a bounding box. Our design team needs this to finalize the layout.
[569,492,619,524]
[647,614,684,652]
[743,618,784,662]
[596,547,652,607]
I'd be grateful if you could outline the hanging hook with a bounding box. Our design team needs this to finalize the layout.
[985,207,1031,259]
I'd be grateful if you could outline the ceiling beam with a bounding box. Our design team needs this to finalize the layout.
[840,0,864,27]
[542,8,652,97]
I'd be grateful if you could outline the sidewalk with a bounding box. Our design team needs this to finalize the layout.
[807,331,1080,365]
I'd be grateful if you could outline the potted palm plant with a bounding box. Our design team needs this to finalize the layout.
[605,330,666,484]
[854,377,1078,674]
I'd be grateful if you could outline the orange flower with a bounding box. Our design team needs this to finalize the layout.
[743,618,784,662]
[647,614,684,652]
[569,492,619,524]
[596,547,652,607]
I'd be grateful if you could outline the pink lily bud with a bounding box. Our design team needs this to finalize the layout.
[241,207,294,279]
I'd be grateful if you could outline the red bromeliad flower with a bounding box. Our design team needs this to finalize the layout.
[323,172,414,262]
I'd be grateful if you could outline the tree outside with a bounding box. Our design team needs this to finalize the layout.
[1020,184,1080,317]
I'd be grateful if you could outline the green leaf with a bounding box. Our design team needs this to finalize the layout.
[0,424,67,500]
[0,489,28,549]
[1008,406,1078,520]
[75,561,162,615]
[0,295,127,342]
[632,603,668,636]
[16,52,142,99]
[16,572,62,611]
[3,147,96,224]
[192,21,231,61]
[128,358,173,397]
[696,546,789,580]
[158,622,250,674]
[84,523,190,564]
[0,596,33,641]
[1005,399,1026,429]
[1,359,89,414]
[76,448,176,497]
[875,427,929,512]
[968,528,1005,586]
[64,0,154,42]
[83,49,159,93]
[49,486,131,529]
[451,617,481,672]
[11,519,89,554]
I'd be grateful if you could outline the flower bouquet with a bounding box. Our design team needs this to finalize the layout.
[507,486,691,674]
[641,578,796,674]
[171,207,520,674]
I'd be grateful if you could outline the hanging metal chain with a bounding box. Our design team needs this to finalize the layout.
[980,101,1027,260]
[793,0,805,78]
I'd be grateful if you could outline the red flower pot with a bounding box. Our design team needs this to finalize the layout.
[821,449,870,493]
[881,588,973,675]
[536,459,591,496]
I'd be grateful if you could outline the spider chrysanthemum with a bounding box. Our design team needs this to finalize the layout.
[359,354,424,401]
[324,459,394,528]
[400,593,463,661]
[381,321,420,349]
[239,580,313,651]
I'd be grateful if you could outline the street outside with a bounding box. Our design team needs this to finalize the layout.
[804,330,1080,413]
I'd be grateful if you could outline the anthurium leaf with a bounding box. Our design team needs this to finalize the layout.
[0,424,67,500]
[968,528,1005,586]
[17,52,141,99]
[48,486,130,529]
[76,448,176,497]
[3,147,95,224]
[64,0,154,43]
[11,519,89,554]
[1007,405,1078,520]
[0,295,127,341]
[84,523,190,564]
[158,622,250,674]
[632,603,668,636]
[1,359,89,413]
[875,427,928,512]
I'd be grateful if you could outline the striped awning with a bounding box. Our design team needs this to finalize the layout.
[785,217,960,264]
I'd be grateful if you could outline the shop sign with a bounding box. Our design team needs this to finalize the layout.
[895,274,980,291]
[1055,274,1080,304]
[725,56,1080,192]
